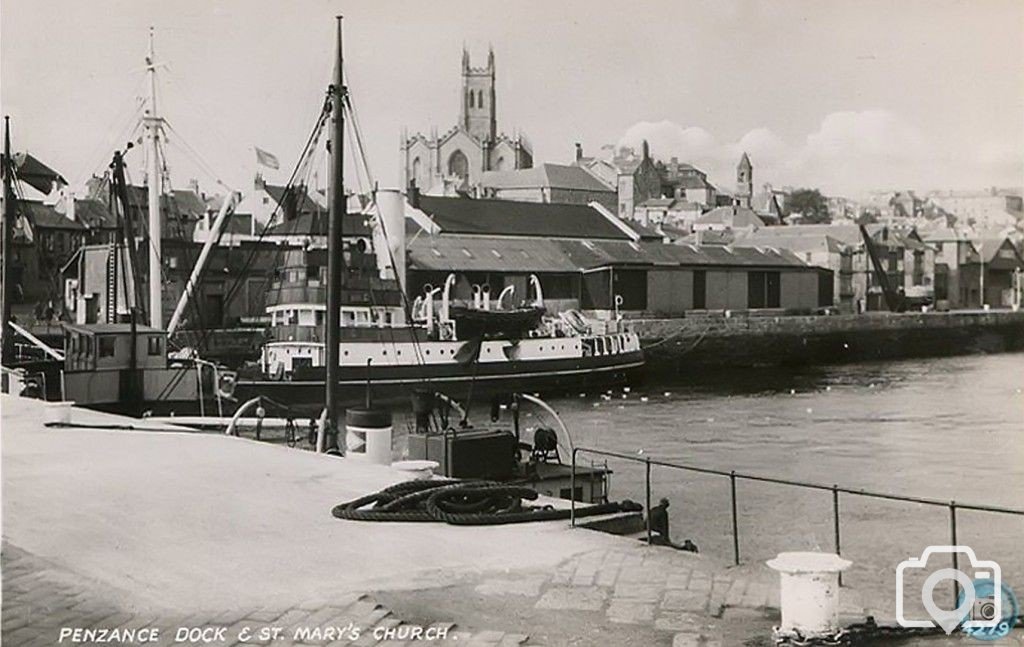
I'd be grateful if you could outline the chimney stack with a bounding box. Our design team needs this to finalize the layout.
[575,142,583,162]
[407,180,421,209]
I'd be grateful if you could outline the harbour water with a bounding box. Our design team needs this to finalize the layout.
[537,352,1024,614]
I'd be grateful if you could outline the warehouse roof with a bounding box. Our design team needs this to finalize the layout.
[407,234,811,274]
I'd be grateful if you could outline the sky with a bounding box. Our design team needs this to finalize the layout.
[2,0,1022,200]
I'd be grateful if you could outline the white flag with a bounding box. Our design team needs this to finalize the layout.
[255,146,280,170]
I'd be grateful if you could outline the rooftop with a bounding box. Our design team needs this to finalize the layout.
[18,200,85,231]
[265,212,372,238]
[411,195,632,240]
[480,164,614,193]
[696,206,765,229]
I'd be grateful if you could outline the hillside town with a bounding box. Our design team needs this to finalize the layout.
[5,46,1023,344]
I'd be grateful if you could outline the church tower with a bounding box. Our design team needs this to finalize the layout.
[461,46,497,143]
[737,152,753,208]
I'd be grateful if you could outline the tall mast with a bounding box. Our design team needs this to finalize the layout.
[144,27,163,328]
[324,16,346,451]
[1,117,15,364]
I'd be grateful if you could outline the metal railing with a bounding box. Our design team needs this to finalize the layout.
[570,446,1024,605]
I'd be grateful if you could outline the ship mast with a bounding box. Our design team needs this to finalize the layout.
[1,117,14,364]
[144,27,164,328]
[324,16,346,451]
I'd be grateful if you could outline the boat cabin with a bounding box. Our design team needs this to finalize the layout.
[63,323,169,373]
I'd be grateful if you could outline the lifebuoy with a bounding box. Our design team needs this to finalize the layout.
[217,371,237,398]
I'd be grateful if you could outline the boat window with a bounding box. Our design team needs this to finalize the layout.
[147,336,162,356]
[98,336,116,358]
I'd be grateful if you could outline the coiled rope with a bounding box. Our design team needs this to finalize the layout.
[332,480,642,526]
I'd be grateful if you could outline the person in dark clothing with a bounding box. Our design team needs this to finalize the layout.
[649,497,671,542]
[647,497,698,552]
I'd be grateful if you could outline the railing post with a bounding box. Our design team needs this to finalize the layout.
[949,501,959,607]
[645,457,652,546]
[730,471,740,565]
[570,448,577,527]
[833,485,842,586]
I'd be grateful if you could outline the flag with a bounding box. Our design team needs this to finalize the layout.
[254,146,280,170]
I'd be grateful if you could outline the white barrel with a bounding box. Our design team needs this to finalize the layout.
[767,552,852,638]
[345,408,392,464]
[44,401,75,425]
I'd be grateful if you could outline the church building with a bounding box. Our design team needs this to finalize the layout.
[401,47,533,192]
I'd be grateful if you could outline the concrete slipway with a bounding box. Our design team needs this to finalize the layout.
[0,395,625,611]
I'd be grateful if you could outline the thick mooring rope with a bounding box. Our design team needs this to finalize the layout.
[332,480,642,526]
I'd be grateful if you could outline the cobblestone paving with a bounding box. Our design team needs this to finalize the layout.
[471,545,796,646]
[1,543,531,647]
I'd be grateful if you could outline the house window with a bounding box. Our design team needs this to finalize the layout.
[98,336,116,358]
[148,336,162,356]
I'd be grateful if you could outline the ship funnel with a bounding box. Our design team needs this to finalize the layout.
[376,189,406,294]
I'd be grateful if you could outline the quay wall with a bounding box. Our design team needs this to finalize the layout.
[628,310,1024,372]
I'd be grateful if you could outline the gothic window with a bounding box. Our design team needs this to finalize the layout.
[478,90,484,108]
[468,91,475,109]
[412,157,422,185]
[495,156,506,171]
[448,150,469,179]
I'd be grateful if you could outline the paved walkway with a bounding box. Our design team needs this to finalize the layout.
[4,394,1004,646]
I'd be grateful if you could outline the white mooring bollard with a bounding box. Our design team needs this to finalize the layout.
[345,408,393,465]
[767,552,852,639]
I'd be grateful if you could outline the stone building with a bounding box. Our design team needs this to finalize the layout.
[401,48,532,192]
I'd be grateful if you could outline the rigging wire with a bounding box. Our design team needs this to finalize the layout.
[218,93,332,324]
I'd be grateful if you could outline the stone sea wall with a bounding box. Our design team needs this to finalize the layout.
[629,310,1024,372]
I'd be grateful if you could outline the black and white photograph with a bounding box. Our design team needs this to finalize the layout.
[1,1,1022,645]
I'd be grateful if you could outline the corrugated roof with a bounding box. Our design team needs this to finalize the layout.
[558,239,807,270]
[413,195,631,240]
[480,164,614,193]
[406,234,810,274]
